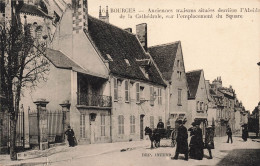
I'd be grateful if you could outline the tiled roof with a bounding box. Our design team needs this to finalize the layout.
[186,70,202,99]
[46,48,96,76]
[148,42,179,81]
[18,3,52,19]
[87,16,165,86]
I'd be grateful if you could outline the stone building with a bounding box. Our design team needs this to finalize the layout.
[17,0,166,144]
[186,69,209,134]
[148,41,189,129]
[207,77,236,136]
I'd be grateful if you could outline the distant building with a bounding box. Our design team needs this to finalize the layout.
[207,77,236,136]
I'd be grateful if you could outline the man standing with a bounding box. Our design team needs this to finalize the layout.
[65,126,76,147]
[205,125,215,159]
[242,124,249,141]
[226,125,233,143]
[173,119,189,161]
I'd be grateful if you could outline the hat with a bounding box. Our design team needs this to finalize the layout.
[176,119,183,124]
[191,122,196,126]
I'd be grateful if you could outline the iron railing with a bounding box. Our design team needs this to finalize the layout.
[77,93,112,107]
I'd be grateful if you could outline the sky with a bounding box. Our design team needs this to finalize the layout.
[86,0,260,112]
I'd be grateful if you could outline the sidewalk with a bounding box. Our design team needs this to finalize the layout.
[0,139,151,166]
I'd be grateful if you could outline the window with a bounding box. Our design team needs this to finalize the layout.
[125,80,129,102]
[177,60,181,67]
[200,102,203,111]
[130,115,135,134]
[178,89,182,105]
[124,59,131,66]
[158,88,162,105]
[150,116,154,129]
[118,115,124,134]
[177,71,182,80]
[150,86,154,106]
[80,114,86,138]
[114,78,118,101]
[101,115,106,136]
[196,101,200,111]
[136,83,140,103]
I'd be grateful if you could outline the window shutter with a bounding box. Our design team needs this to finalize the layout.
[114,78,118,101]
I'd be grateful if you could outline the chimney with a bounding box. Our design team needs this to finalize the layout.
[72,0,88,34]
[136,23,147,51]
[5,0,12,23]
[124,28,132,33]
[99,6,109,23]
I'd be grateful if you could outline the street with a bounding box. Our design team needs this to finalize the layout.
[1,134,260,166]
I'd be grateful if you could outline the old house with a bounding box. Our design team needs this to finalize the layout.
[19,0,166,145]
[148,41,189,129]
[207,77,236,136]
[186,70,209,134]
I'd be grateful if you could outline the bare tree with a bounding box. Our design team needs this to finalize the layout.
[0,11,50,160]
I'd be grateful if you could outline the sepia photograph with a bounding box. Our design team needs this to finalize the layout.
[0,0,260,165]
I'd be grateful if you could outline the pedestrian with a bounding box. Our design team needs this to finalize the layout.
[242,124,249,141]
[157,119,164,129]
[65,126,76,147]
[204,125,215,159]
[188,122,196,159]
[173,119,189,161]
[226,125,233,143]
[189,121,204,160]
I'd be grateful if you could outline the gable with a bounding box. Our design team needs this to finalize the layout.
[148,42,179,81]
[186,70,202,99]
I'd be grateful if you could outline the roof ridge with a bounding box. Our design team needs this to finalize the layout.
[186,69,203,73]
[148,41,180,48]
[88,15,136,36]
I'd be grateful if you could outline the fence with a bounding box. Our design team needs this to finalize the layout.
[0,110,25,153]
[47,111,64,143]
[29,109,65,146]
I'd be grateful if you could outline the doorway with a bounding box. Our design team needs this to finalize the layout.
[140,114,145,139]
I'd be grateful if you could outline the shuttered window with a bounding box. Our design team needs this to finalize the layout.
[150,86,154,106]
[125,80,129,102]
[101,115,105,136]
[130,115,135,134]
[114,78,118,101]
[150,116,154,129]
[136,83,140,103]
[80,114,86,138]
[118,115,124,134]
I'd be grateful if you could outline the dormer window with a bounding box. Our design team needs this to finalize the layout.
[124,59,130,66]
[140,67,149,79]
[106,54,113,61]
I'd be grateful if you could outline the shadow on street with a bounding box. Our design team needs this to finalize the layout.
[216,149,260,166]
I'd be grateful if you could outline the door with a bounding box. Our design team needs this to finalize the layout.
[90,121,96,144]
[89,113,97,144]
[140,115,144,139]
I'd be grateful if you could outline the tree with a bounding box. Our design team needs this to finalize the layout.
[0,9,50,160]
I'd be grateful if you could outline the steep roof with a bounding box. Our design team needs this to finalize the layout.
[148,42,179,81]
[18,3,52,19]
[186,70,202,99]
[46,48,99,76]
[87,16,165,86]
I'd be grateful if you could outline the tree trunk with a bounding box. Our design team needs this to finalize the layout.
[10,118,17,160]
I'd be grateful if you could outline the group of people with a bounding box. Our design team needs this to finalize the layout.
[173,119,214,161]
